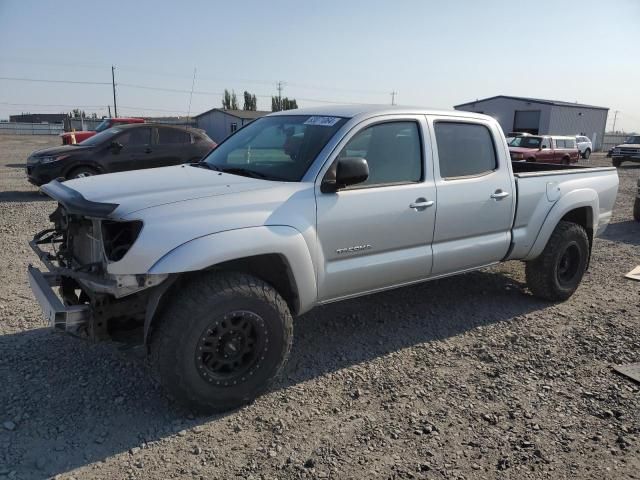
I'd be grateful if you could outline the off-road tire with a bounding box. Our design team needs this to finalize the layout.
[525,221,589,301]
[149,271,293,412]
[67,166,98,180]
[612,158,622,167]
[582,148,591,159]
[634,197,640,222]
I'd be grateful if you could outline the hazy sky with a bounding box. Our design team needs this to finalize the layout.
[1,0,639,131]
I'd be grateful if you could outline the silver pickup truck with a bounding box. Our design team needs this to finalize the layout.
[28,106,619,411]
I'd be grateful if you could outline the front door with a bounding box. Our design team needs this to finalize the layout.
[153,127,193,167]
[429,117,515,275]
[315,116,436,301]
[107,127,153,172]
[538,136,556,162]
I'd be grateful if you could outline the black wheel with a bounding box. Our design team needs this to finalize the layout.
[526,157,536,163]
[561,156,570,165]
[149,271,293,412]
[634,197,640,222]
[67,166,98,180]
[612,158,622,167]
[582,148,591,159]
[525,221,589,301]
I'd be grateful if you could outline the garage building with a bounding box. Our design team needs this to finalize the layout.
[194,108,268,143]
[454,95,608,150]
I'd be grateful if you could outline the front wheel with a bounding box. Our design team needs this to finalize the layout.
[67,166,98,180]
[150,271,293,412]
[582,148,591,159]
[525,221,589,301]
[612,158,622,167]
[634,197,640,222]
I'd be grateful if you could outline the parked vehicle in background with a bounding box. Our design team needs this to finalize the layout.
[610,135,640,167]
[27,106,618,412]
[505,131,531,143]
[27,124,215,185]
[60,117,145,145]
[509,135,580,164]
[575,135,593,159]
[634,178,640,222]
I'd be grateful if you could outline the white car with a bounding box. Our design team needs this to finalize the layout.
[576,135,593,159]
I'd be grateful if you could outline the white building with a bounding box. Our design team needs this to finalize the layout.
[194,108,268,143]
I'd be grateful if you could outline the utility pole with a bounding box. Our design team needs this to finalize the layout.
[107,105,111,117]
[390,91,397,105]
[111,65,118,118]
[611,110,619,132]
[187,67,197,122]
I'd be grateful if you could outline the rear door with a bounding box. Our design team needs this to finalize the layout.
[428,117,515,275]
[152,127,193,167]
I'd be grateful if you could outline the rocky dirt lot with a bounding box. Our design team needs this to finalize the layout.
[0,134,638,480]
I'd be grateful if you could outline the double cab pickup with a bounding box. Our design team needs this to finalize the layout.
[28,106,619,411]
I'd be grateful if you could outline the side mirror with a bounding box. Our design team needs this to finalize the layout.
[321,157,369,193]
[540,145,547,150]
[110,141,123,153]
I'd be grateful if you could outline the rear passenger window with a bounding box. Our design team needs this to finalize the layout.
[157,128,190,144]
[434,122,497,178]
[338,121,422,186]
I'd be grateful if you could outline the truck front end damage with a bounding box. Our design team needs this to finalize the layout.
[28,180,167,341]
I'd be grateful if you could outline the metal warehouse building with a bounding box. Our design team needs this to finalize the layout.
[194,108,268,143]
[454,95,608,150]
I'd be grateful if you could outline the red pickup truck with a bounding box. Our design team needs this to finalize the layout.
[61,117,144,145]
[508,135,580,164]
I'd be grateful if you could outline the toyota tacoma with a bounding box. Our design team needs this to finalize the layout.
[27,106,619,412]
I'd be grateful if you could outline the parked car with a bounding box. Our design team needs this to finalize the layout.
[575,135,593,159]
[27,124,215,186]
[610,135,640,167]
[61,117,145,145]
[28,106,618,412]
[509,135,580,164]
[505,131,531,143]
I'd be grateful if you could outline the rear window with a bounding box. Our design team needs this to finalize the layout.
[434,122,497,178]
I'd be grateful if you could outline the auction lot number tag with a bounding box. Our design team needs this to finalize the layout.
[304,116,341,127]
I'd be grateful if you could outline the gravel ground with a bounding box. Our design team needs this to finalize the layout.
[0,134,638,480]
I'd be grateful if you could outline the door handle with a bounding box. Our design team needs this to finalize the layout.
[409,198,434,210]
[490,190,510,200]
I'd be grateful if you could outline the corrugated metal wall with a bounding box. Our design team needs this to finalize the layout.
[454,98,553,136]
[0,122,63,135]
[547,107,608,150]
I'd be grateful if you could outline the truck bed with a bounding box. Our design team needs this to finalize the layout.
[507,162,618,261]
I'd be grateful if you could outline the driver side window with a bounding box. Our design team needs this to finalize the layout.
[338,121,422,187]
[541,138,550,149]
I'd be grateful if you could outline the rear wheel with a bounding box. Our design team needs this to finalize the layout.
[149,271,293,412]
[67,166,98,180]
[582,148,591,159]
[634,197,640,222]
[561,156,570,165]
[525,221,589,301]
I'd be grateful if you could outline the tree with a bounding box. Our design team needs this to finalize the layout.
[243,91,257,111]
[271,96,298,112]
[230,91,239,110]
[222,89,232,110]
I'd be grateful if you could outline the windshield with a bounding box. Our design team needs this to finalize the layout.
[94,119,111,132]
[624,136,640,144]
[78,127,122,146]
[202,115,347,181]
[509,136,542,148]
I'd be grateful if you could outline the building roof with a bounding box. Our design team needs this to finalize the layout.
[193,108,270,120]
[454,95,608,111]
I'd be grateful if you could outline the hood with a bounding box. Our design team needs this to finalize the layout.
[30,144,93,157]
[61,165,276,217]
[615,143,640,148]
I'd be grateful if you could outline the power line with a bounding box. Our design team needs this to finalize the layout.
[0,76,110,85]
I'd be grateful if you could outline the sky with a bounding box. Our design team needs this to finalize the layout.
[1,0,639,131]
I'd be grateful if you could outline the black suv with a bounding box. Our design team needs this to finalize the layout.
[26,124,216,186]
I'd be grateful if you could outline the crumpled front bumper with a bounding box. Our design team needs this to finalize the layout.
[27,265,90,332]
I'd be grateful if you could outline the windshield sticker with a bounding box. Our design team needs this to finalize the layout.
[304,116,341,127]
